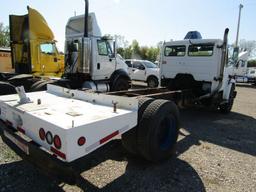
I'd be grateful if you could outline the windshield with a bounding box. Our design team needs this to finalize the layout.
[143,61,158,68]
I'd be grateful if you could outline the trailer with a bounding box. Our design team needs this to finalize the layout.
[0,84,187,182]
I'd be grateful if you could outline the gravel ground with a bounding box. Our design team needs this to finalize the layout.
[0,84,255,192]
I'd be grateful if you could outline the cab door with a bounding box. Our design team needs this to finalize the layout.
[39,43,60,74]
[130,61,146,81]
[93,39,116,80]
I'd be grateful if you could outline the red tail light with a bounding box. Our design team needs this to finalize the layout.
[53,135,62,149]
[39,128,45,140]
[78,137,86,146]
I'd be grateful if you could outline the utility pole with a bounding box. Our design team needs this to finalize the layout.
[233,4,244,62]
[235,4,244,47]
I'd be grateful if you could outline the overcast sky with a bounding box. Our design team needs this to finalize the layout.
[1,0,256,51]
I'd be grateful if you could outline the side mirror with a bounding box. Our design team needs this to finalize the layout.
[108,53,115,59]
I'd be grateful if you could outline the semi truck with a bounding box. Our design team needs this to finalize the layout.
[0,25,237,183]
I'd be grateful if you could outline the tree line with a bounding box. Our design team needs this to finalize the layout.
[117,39,160,62]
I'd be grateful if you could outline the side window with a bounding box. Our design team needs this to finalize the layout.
[40,43,54,54]
[125,61,132,67]
[188,44,214,56]
[97,40,113,56]
[164,46,186,56]
[97,40,108,55]
[133,62,145,70]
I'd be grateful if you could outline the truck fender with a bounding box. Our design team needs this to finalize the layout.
[223,79,236,100]
[110,69,131,86]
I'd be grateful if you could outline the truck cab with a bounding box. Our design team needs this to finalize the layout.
[160,29,236,112]
[9,7,64,77]
[63,12,130,91]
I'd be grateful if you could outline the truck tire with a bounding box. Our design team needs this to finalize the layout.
[121,97,154,155]
[137,99,180,162]
[111,77,129,91]
[0,81,16,95]
[30,80,46,91]
[30,80,55,92]
[219,84,235,113]
[147,76,159,88]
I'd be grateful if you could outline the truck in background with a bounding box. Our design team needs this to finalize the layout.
[233,51,249,83]
[160,28,236,113]
[31,0,130,92]
[0,7,65,96]
[9,6,64,77]
[246,67,256,85]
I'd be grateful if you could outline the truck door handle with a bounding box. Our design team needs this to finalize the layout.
[132,69,135,72]
[97,63,100,69]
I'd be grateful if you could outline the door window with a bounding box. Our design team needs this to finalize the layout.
[132,62,145,70]
[40,43,54,54]
[97,40,113,56]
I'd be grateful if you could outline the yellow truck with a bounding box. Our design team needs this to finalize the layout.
[0,7,65,95]
[9,6,64,77]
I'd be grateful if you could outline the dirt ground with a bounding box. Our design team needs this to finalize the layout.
[0,84,255,192]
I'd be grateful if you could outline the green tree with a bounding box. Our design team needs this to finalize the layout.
[0,23,10,47]
[248,60,256,67]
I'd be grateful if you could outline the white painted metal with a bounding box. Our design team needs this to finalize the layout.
[160,39,236,100]
[0,85,138,162]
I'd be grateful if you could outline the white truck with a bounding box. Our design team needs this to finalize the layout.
[160,28,236,113]
[233,51,249,83]
[0,8,236,183]
[246,67,256,84]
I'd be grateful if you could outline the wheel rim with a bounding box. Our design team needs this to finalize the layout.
[148,79,157,88]
[158,114,177,150]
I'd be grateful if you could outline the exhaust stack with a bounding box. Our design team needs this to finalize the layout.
[84,0,89,37]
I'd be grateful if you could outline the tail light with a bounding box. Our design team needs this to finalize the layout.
[39,128,45,140]
[46,131,53,144]
[53,135,62,149]
[78,137,86,146]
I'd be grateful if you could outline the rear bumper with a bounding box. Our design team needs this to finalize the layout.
[0,121,77,184]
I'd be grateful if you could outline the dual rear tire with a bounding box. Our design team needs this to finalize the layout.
[122,98,180,162]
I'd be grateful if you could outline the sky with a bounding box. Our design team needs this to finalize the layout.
[1,0,256,51]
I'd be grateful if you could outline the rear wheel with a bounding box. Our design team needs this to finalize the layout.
[0,81,16,95]
[121,97,154,155]
[137,99,180,162]
[219,84,235,113]
[111,77,129,91]
[147,76,159,88]
[30,80,55,92]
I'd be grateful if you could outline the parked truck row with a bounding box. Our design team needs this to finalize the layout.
[0,5,131,96]
[0,0,238,183]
